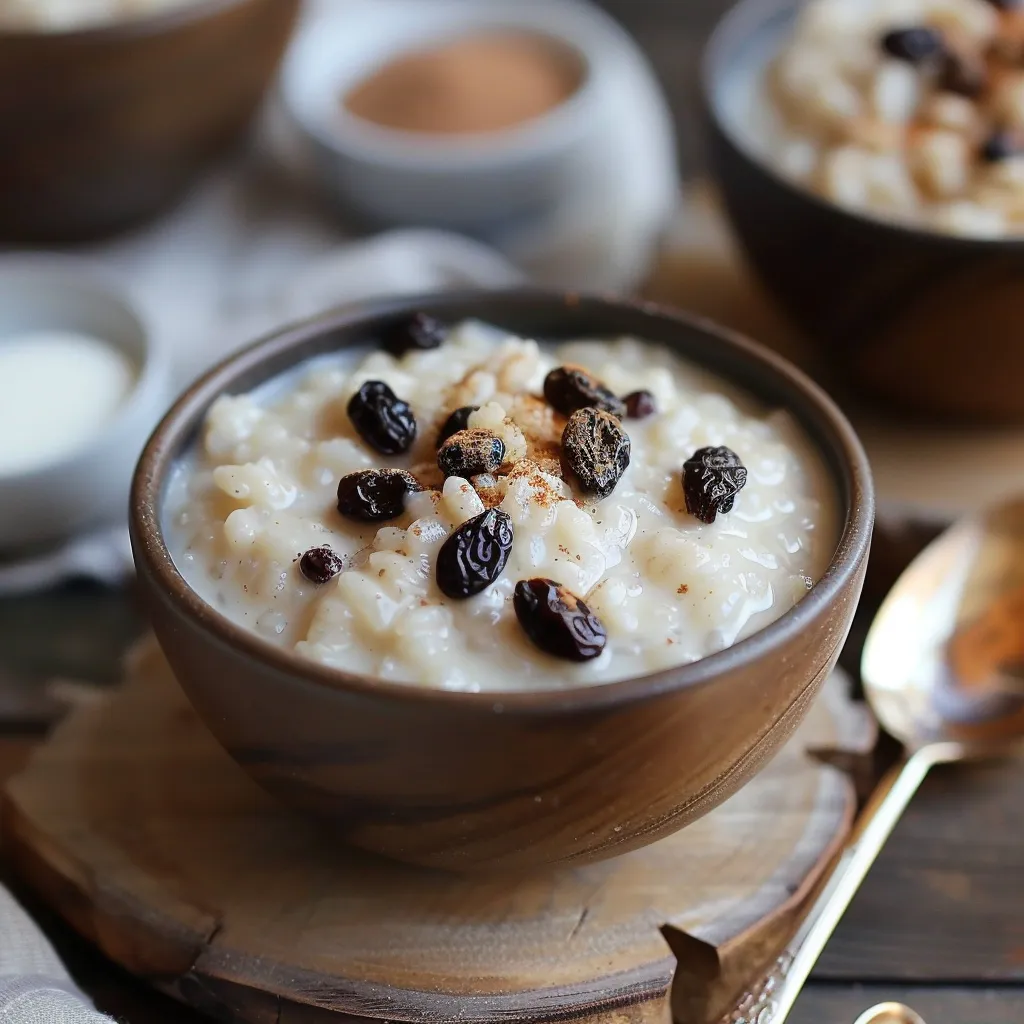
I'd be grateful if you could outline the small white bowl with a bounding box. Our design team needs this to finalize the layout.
[280,0,644,235]
[0,257,171,552]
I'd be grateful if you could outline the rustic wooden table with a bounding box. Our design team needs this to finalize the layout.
[1,5,1022,1022]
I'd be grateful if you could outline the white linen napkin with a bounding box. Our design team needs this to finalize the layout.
[0,886,111,1023]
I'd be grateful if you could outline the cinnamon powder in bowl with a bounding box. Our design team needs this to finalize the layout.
[343,32,584,137]
[279,0,630,237]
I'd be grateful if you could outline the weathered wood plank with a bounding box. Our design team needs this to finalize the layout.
[818,760,1024,983]
[0,583,144,689]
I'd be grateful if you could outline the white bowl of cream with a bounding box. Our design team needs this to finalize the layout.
[0,257,171,552]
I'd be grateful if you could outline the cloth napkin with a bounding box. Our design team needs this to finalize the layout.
[0,887,110,1023]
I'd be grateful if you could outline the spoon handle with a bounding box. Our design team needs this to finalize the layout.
[764,740,966,1024]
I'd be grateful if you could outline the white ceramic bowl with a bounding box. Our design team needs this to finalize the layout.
[280,0,651,237]
[0,257,171,552]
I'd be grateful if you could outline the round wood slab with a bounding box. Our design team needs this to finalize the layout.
[3,640,874,1024]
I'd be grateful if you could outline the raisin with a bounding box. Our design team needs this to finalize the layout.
[382,312,447,355]
[938,50,987,97]
[513,578,607,662]
[543,366,626,419]
[436,509,514,599]
[436,405,478,448]
[623,389,657,419]
[683,446,748,524]
[438,428,505,479]
[981,131,1020,163]
[880,26,945,64]
[561,407,630,499]
[347,380,417,455]
[299,546,345,585]
[337,468,419,522]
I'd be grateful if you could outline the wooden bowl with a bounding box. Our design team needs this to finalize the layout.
[0,0,299,242]
[130,291,873,872]
[703,0,1024,425]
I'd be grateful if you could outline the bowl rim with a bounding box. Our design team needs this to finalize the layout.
[0,0,255,42]
[279,0,622,172]
[701,0,1024,250]
[0,253,168,485]
[130,289,874,712]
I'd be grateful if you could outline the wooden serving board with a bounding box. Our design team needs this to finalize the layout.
[2,640,875,1024]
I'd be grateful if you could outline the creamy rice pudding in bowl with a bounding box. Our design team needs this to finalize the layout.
[705,0,1024,422]
[131,291,873,871]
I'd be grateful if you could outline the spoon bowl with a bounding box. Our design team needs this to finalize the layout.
[863,497,1024,750]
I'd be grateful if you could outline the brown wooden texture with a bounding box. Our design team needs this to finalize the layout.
[3,640,873,1024]
[817,759,1024,983]
[0,0,299,242]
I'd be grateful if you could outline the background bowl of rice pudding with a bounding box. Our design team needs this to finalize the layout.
[0,0,299,242]
[704,0,1024,424]
[130,291,873,872]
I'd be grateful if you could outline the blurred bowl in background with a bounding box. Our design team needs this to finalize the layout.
[280,0,674,260]
[0,0,300,243]
[703,0,1024,425]
[0,257,171,552]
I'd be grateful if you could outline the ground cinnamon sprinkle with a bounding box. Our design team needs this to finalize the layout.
[475,486,504,509]
[343,32,583,136]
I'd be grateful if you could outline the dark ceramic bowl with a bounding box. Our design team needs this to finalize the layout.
[130,291,873,872]
[704,0,1024,424]
[0,0,299,242]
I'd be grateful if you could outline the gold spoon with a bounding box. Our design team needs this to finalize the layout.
[761,497,1024,1024]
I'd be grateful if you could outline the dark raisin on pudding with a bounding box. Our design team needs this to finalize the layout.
[543,365,626,419]
[347,380,417,455]
[513,578,607,662]
[561,407,630,500]
[337,468,420,522]
[981,130,1021,163]
[880,26,945,64]
[683,446,748,524]
[438,428,505,478]
[623,389,657,419]
[382,312,446,355]
[436,405,479,448]
[436,508,514,599]
[299,546,345,585]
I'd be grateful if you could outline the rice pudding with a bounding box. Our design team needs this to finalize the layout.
[166,317,836,690]
[755,0,1024,237]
